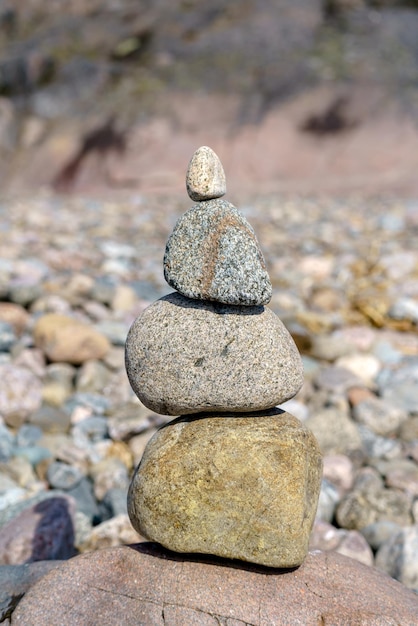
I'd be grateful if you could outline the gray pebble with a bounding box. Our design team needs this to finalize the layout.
[46,461,84,490]
[16,424,43,448]
[102,487,128,517]
[71,416,108,447]
[65,477,100,523]
[352,397,408,437]
[360,521,403,552]
[376,526,418,591]
[64,392,110,416]
[29,404,71,434]
[377,357,418,414]
[358,425,403,461]
[0,321,16,352]
[314,366,364,394]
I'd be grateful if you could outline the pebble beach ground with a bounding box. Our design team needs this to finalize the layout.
[0,190,418,610]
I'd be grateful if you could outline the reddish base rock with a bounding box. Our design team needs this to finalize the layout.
[11,543,418,625]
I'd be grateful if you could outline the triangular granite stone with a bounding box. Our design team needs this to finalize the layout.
[163,199,272,306]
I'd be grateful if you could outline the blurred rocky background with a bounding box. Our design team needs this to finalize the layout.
[1,0,418,195]
[2,4,418,616]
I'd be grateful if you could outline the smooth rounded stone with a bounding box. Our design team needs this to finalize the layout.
[332,326,377,352]
[336,530,374,567]
[335,353,381,385]
[0,495,76,565]
[125,293,303,415]
[313,366,364,394]
[304,408,363,457]
[316,478,340,523]
[336,484,413,531]
[28,404,71,434]
[347,386,375,406]
[0,561,63,623]
[128,410,322,568]
[358,425,402,461]
[384,459,418,496]
[322,454,354,493]
[352,397,408,437]
[9,281,42,307]
[0,365,43,428]
[185,145,226,202]
[11,545,418,626]
[309,520,346,552]
[0,302,30,336]
[376,526,418,591]
[0,321,16,351]
[309,333,354,361]
[360,521,403,552]
[310,521,373,567]
[46,461,84,491]
[163,200,272,306]
[33,313,110,364]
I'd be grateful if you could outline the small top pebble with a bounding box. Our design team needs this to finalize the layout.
[186,146,226,201]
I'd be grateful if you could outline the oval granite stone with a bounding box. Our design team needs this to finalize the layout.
[185,145,226,202]
[128,410,322,568]
[163,199,272,306]
[125,292,303,415]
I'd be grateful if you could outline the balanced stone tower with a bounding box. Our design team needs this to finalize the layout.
[126,146,322,568]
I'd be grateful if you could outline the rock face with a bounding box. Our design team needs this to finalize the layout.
[125,292,303,415]
[10,544,418,625]
[164,199,272,305]
[125,145,320,568]
[185,145,226,201]
[128,411,322,568]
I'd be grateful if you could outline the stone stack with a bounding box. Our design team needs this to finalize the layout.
[125,146,322,568]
